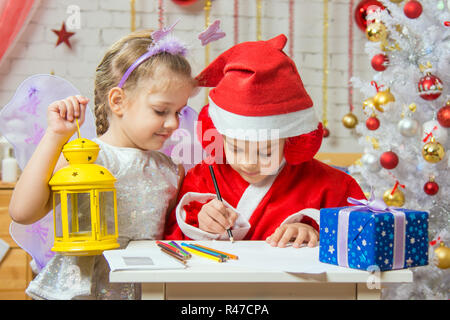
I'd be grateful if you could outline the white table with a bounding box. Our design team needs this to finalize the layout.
[109,241,413,300]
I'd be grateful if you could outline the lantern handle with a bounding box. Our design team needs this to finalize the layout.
[75,118,81,138]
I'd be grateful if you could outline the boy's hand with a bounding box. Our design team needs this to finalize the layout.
[266,222,319,248]
[198,199,238,234]
[47,95,89,141]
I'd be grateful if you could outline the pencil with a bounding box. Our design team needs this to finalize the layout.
[168,241,191,258]
[187,243,229,260]
[191,243,239,260]
[156,240,185,257]
[156,242,186,260]
[181,243,225,263]
[159,247,187,265]
[208,165,234,243]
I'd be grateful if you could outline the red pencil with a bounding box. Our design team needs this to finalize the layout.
[156,240,185,257]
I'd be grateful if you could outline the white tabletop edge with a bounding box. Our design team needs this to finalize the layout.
[109,241,414,284]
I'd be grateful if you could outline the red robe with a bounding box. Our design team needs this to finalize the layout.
[164,158,365,241]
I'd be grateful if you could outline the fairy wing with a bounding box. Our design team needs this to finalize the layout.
[0,74,96,272]
[160,105,204,173]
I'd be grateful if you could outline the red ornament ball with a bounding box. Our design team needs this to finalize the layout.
[380,151,399,170]
[404,0,423,19]
[371,54,389,71]
[355,0,385,32]
[418,74,443,101]
[171,0,198,6]
[323,127,330,138]
[424,181,439,196]
[366,116,380,130]
[437,103,450,128]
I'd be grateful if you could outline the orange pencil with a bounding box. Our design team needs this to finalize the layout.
[193,243,239,260]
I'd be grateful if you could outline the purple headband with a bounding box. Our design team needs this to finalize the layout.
[118,20,188,88]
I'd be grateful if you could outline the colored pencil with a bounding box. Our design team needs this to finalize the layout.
[181,243,225,263]
[159,247,187,265]
[156,242,186,260]
[208,165,234,243]
[188,243,230,260]
[168,241,191,258]
[191,243,239,260]
[156,240,185,257]
[181,243,228,261]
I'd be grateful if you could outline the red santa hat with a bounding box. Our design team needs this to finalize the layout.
[196,34,323,165]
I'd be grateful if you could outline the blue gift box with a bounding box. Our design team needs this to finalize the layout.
[319,207,429,271]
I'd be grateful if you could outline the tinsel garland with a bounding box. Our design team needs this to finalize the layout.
[130,0,136,32]
[256,0,262,40]
[322,0,329,130]
[204,0,212,104]
[234,0,239,44]
[288,0,294,58]
[348,0,354,113]
[158,0,164,30]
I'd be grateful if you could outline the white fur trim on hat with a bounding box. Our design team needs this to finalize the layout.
[208,97,319,141]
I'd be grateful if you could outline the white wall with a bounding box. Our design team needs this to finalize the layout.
[0,0,374,153]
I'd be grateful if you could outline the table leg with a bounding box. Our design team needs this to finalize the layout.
[356,283,381,300]
[141,283,165,300]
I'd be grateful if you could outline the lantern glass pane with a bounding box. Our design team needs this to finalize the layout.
[67,192,92,237]
[54,193,63,238]
[98,191,116,237]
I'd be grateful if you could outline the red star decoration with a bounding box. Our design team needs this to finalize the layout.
[52,22,75,49]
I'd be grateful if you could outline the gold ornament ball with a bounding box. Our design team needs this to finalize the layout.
[342,113,358,129]
[363,97,376,110]
[434,242,450,269]
[389,0,404,3]
[383,188,405,207]
[373,88,395,111]
[366,21,387,42]
[422,141,445,163]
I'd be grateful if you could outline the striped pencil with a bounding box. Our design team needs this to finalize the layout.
[181,243,225,263]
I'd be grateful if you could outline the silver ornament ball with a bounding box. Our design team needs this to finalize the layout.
[398,117,419,137]
[361,153,381,173]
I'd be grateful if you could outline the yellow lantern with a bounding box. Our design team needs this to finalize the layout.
[49,135,119,256]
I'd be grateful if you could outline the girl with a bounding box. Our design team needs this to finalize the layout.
[9,29,196,300]
[164,34,366,246]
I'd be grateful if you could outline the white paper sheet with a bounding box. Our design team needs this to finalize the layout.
[186,241,328,274]
[103,248,186,271]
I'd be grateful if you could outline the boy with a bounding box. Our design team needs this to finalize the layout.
[164,35,365,248]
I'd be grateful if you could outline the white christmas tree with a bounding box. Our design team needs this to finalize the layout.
[348,0,449,299]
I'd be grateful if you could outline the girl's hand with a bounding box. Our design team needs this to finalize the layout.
[266,223,319,248]
[47,95,89,141]
[198,199,238,234]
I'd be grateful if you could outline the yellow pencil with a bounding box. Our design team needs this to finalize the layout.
[182,245,225,263]
[192,244,239,260]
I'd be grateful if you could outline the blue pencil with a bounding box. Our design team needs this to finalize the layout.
[181,243,228,261]
[188,243,229,260]
[169,241,191,258]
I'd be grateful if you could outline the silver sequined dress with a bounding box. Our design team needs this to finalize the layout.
[26,138,179,300]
